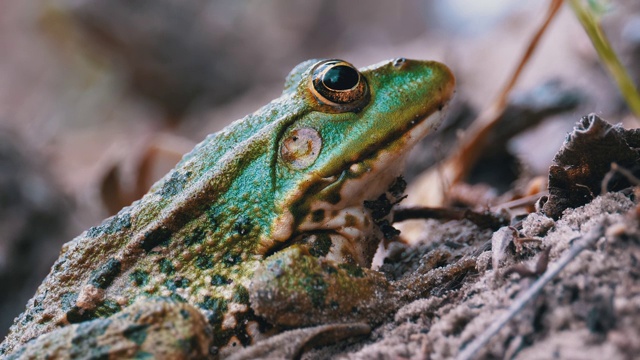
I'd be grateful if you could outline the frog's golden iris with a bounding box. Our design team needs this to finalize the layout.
[310,59,369,111]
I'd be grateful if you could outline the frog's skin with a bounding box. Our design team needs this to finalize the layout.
[1,58,455,359]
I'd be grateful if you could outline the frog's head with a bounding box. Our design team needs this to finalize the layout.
[268,58,455,266]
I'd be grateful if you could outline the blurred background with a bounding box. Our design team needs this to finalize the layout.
[1,0,639,338]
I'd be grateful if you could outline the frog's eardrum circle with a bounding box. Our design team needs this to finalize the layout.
[280,127,322,170]
[310,60,369,111]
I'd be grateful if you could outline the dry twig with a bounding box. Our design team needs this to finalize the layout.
[456,224,604,360]
[448,0,563,185]
[601,162,640,195]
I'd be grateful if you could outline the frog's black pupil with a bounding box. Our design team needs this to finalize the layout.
[323,65,359,90]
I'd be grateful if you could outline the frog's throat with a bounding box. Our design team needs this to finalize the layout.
[267,108,447,266]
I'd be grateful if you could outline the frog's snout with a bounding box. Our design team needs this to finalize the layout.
[418,59,456,108]
[432,61,456,102]
[391,58,456,113]
[390,58,455,94]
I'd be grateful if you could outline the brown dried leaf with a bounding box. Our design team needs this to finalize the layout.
[542,114,640,218]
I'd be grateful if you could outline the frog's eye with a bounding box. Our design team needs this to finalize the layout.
[310,60,369,111]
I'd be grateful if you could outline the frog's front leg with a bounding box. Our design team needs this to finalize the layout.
[7,298,212,360]
[249,245,397,328]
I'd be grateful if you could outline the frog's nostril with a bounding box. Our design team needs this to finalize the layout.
[392,58,407,68]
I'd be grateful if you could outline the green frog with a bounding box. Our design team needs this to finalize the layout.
[1,58,455,359]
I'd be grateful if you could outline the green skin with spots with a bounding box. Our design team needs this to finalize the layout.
[0,58,455,358]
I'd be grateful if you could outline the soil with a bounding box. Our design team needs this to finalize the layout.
[303,193,640,359]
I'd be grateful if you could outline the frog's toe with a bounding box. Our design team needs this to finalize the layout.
[223,323,370,360]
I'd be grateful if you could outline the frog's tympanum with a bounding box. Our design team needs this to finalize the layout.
[1,58,455,359]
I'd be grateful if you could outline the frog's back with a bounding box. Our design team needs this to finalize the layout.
[0,92,307,354]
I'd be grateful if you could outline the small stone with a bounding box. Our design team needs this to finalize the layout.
[521,213,555,237]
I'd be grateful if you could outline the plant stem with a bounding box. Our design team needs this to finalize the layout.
[568,0,640,121]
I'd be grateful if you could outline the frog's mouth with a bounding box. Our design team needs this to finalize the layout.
[290,107,448,267]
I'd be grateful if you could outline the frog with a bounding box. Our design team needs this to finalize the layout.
[0,57,455,359]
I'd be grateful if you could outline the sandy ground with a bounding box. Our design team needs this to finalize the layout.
[300,192,640,359]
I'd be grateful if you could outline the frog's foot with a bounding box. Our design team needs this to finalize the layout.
[5,298,212,360]
[395,250,478,301]
[223,323,370,360]
[250,245,395,328]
